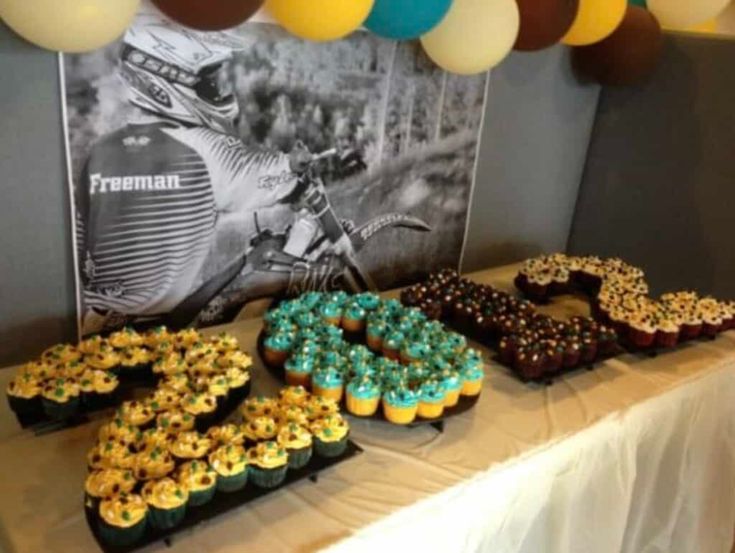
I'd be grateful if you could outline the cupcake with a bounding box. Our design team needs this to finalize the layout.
[159,373,192,394]
[206,423,245,448]
[78,335,106,356]
[278,385,310,407]
[85,345,121,374]
[41,378,80,420]
[417,380,446,419]
[209,444,248,492]
[400,342,431,365]
[365,319,388,351]
[18,359,55,381]
[304,395,340,420]
[204,375,230,414]
[152,352,187,377]
[98,418,142,447]
[144,325,172,349]
[345,376,381,417]
[209,332,239,353]
[680,308,703,340]
[284,354,316,388]
[310,414,350,457]
[224,366,251,404]
[382,331,405,361]
[89,370,120,409]
[246,441,289,488]
[628,313,656,349]
[312,367,345,403]
[459,356,484,397]
[148,388,183,413]
[6,373,42,416]
[174,328,203,351]
[84,468,136,512]
[88,440,136,471]
[219,350,253,370]
[184,341,218,366]
[181,392,218,432]
[169,431,212,463]
[97,493,148,547]
[117,400,156,429]
[655,317,681,349]
[136,427,175,455]
[342,303,367,333]
[241,416,279,445]
[41,343,82,365]
[262,332,294,368]
[133,446,176,481]
[277,423,313,469]
[276,404,309,427]
[109,327,145,349]
[142,477,189,530]
[117,347,152,378]
[177,460,218,507]
[319,302,343,326]
[438,369,462,407]
[241,396,279,420]
[156,410,196,434]
[355,292,381,312]
[381,386,418,425]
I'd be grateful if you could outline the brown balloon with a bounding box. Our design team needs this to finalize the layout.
[152,0,265,31]
[572,6,663,86]
[514,0,579,51]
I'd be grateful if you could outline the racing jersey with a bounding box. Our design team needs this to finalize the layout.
[76,121,297,319]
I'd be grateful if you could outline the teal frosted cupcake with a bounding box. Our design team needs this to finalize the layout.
[382,386,419,425]
[345,344,372,365]
[318,323,344,349]
[366,318,388,351]
[300,291,324,310]
[177,460,218,507]
[442,333,467,355]
[142,477,188,530]
[352,358,377,378]
[381,299,404,316]
[277,423,313,469]
[311,414,350,457]
[247,441,289,488]
[263,332,294,367]
[417,380,446,419]
[284,354,316,388]
[263,308,286,332]
[295,310,317,328]
[209,444,248,492]
[382,331,405,361]
[312,367,345,403]
[401,342,431,365]
[345,376,381,417]
[439,369,463,407]
[355,292,381,311]
[97,493,148,547]
[343,303,367,333]
[460,354,484,398]
[320,302,343,326]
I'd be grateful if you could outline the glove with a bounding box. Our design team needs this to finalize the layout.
[289,142,313,175]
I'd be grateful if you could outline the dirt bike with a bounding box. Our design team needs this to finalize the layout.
[170,149,432,327]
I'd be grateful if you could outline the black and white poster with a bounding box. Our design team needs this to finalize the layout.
[61,8,488,337]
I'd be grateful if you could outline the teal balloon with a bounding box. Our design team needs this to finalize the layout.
[365,0,454,40]
[629,0,647,6]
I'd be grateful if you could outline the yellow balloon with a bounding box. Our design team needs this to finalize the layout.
[562,0,627,46]
[685,19,718,34]
[648,0,730,29]
[0,0,140,53]
[265,0,375,42]
[420,0,520,75]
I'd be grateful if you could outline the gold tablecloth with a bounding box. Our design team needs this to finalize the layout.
[0,264,733,553]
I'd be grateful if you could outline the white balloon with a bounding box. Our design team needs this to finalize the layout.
[647,0,732,28]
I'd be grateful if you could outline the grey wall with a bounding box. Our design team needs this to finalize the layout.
[0,24,599,365]
[460,47,600,273]
[0,25,77,366]
[569,33,735,298]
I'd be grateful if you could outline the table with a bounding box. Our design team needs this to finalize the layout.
[0,264,734,553]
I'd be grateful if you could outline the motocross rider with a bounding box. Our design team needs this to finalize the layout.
[75,14,313,334]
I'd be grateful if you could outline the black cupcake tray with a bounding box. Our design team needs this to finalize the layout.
[257,330,480,433]
[11,372,251,437]
[85,440,363,553]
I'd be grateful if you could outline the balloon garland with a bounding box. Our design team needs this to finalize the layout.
[151,0,265,31]
[264,0,375,42]
[572,6,663,86]
[514,0,580,52]
[0,0,140,53]
[365,0,453,40]
[562,0,628,46]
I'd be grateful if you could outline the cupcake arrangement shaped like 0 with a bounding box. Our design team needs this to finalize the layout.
[401,270,621,382]
[515,254,735,350]
[260,291,485,425]
[84,387,358,550]
[6,327,252,427]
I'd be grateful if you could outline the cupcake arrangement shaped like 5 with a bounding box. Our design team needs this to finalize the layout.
[261,292,486,424]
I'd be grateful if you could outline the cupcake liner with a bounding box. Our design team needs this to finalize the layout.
[382,402,418,425]
[287,445,313,470]
[655,330,680,349]
[42,396,80,421]
[417,402,444,419]
[82,390,120,412]
[98,516,147,547]
[193,411,218,434]
[680,323,702,341]
[216,470,248,493]
[149,504,186,530]
[118,363,152,382]
[345,395,380,417]
[7,395,41,416]
[188,485,217,507]
[249,465,288,489]
[314,436,349,458]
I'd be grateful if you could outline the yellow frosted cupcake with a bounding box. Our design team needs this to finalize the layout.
[209,444,248,492]
[133,446,175,481]
[169,431,212,462]
[241,416,278,444]
[177,460,217,506]
[246,441,289,488]
[97,492,148,547]
[310,414,350,457]
[142,477,189,530]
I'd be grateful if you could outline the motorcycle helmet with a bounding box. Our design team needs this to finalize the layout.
[120,12,242,134]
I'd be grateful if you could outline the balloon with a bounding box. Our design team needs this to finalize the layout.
[365,0,453,40]
[562,0,627,46]
[421,0,520,75]
[572,6,663,86]
[0,0,140,52]
[687,19,718,33]
[265,0,374,42]
[151,0,264,31]
[647,0,730,28]
[514,0,579,51]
